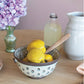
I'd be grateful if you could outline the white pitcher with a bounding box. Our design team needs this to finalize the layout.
[64,12,84,60]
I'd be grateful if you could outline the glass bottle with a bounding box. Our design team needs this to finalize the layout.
[4,26,16,53]
[44,13,62,50]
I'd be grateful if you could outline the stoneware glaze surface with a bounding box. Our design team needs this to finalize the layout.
[64,12,84,60]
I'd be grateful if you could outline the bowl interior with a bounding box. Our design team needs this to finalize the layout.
[14,46,60,66]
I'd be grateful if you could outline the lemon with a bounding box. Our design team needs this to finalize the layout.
[27,48,45,63]
[45,54,53,62]
[27,40,46,53]
[22,56,28,62]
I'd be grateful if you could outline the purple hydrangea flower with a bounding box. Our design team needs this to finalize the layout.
[0,0,27,30]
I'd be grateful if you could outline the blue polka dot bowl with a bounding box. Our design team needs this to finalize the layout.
[14,46,60,79]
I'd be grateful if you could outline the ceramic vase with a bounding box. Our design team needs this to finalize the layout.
[64,12,84,60]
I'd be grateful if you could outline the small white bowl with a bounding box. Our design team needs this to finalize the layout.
[14,46,60,79]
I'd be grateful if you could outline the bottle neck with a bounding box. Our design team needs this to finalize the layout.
[49,18,57,23]
[6,27,15,35]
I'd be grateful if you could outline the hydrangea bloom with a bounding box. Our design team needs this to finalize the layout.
[0,0,27,30]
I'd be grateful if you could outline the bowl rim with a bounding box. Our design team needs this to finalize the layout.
[14,46,61,66]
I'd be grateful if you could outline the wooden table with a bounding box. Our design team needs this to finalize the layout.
[0,30,83,84]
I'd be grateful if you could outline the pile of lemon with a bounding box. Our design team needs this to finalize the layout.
[22,40,53,63]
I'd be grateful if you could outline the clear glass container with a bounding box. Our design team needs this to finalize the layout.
[4,26,16,53]
[44,13,62,50]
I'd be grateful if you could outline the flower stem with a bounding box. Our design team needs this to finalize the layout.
[8,26,11,30]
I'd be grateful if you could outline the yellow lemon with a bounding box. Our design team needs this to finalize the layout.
[22,56,28,62]
[27,48,45,63]
[45,54,53,62]
[27,40,46,53]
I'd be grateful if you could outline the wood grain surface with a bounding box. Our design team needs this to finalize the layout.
[0,30,83,84]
